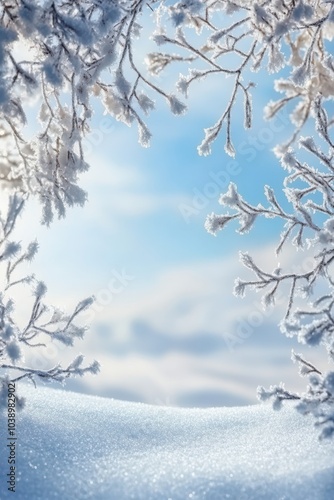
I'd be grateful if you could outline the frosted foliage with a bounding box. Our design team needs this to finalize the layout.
[206,97,334,436]
[1,0,334,222]
[0,0,175,223]
[144,0,334,157]
[0,196,99,410]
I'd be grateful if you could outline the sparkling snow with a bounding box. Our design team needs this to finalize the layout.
[1,384,333,499]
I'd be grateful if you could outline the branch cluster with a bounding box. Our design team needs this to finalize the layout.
[0,0,173,222]
[0,195,99,409]
[147,0,334,155]
[206,95,334,438]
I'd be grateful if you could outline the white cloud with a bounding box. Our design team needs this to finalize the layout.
[34,242,326,407]
[78,148,189,226]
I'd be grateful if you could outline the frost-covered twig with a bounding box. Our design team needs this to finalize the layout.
[258,351,334,440]
[0,195,99,410]
[0,0,188,222]
[206,96,334,438]
[147,0,334,156]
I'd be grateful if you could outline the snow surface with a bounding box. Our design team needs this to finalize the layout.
[1,384,334,500]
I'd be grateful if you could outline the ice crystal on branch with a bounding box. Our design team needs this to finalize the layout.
[0,195,99,410]
[144,0,334,155]
[206,94,334,438]
[0,0,191,223]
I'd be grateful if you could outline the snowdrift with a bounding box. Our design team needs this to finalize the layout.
[1,384,333,499]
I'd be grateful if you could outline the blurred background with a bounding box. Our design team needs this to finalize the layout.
[5,12,330,408]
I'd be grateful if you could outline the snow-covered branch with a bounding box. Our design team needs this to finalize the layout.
[0,195,99,410]
[206,91,334,438]
[147,0,334,156]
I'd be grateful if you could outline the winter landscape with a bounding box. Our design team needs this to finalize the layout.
[1,1,334,499]
[1,384,334,499]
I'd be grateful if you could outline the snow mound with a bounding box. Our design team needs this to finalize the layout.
[1,384,333,499]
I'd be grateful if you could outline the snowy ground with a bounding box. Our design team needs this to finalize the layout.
[1,384,333,500]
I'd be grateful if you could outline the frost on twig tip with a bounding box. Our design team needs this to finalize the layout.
[0,196,99,410]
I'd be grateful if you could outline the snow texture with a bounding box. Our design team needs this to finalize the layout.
[1,384,333,499]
